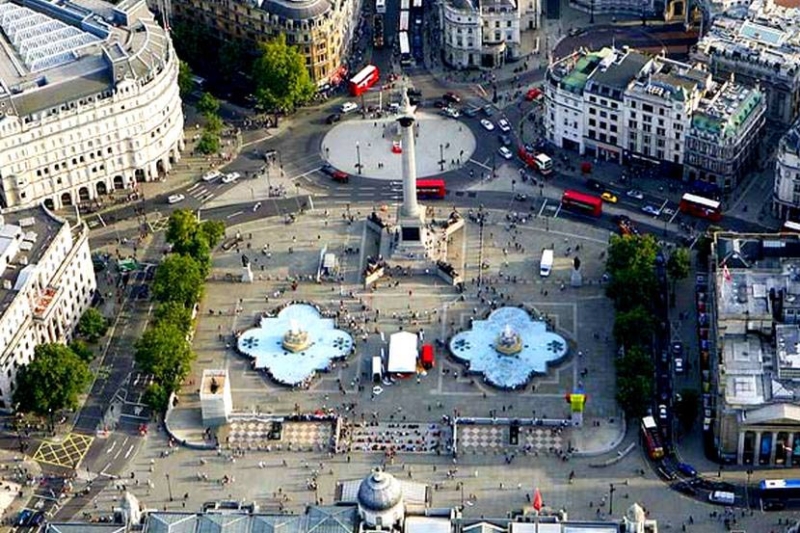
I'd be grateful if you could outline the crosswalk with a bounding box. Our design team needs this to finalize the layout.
[186,183,215,203]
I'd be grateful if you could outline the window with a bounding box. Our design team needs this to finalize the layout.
[610,136,617,145]
[588,129,596,139]
[610,124,617,133]
[599,111,607,118]
[628,120,637,129]
[589,108,596,115]
[589,118,596,127]
[657,128,666,136]
[642,104,653,113]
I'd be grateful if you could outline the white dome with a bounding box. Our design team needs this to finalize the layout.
[357,470,403,512]
[625,503,645,523]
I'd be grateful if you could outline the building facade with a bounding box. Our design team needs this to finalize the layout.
[545,47,765,189]
[691,0,800,125]
[440,0,534,69]
[683,81,765,190]
[709,233,800,466]
[0,0,184,211]
[568,0,655,17]
[0,207,96,410]
[172,0,359,84]
[774,119,800,220]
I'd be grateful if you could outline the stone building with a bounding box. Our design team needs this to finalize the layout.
[774,119,800,220]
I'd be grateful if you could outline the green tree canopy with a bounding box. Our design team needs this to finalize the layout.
[613,305,655,349]
[154,301,194,335]
[135,322,195,391]
[76,308,108,342]
[68,339,95,363]
[166,210,224,273]
[152,254,204,307]
[166,209,199,249]
[667,247,691,283]
[614,345,654,418]
[218,40,249,84]
[606,234,660,312]
[197,92,220,118]
[14,344,91,415]
[252,34,315,112]
[196,131,220,155]
[178,61,194,99]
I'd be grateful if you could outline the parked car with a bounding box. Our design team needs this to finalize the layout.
[658,404,668,420]
[601,192,618,203]
[499,134,512,146]
[340,102,358,114]
[662,207,676,216]
[626,189,644,200]
[672,342,685,374]
[480,119,495,131]
[442,107,461,118]
[514,193,528,201]
[497,118,511,132]
[641,204,661,216]
[676,462,697,477]
[202,170,221,182]
[326,113,342,124]
[167,194,185,204]
[498,146,513,159]
[443,91,461,104]
[222,172,240,184]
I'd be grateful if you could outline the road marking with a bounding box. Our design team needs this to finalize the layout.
[553,202,562,218]
[187,183,200,193]
[226,211,243,219]
[538,199,549,218]
[291,167,324,182]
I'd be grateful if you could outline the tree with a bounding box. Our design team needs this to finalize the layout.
[252,34,315,112]
[197,92,220,118]
[14,344,90,415]
[218,40,248,84]
[195,131,220,155]
[614,345,654,418]
[199,220,226,249]
[77,308,108,342]
[667,247,691,284]
[152,254,204,308]
[69,339,95,363]
[178,61,194,99]
[154,301,194,335]
[204,115,223,135]
[613,305,655,349]
[166,209,199,251]
[142,382,170,412]
[135,322,195,391]
[606,235,660,312]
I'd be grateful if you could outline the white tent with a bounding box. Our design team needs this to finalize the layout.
[388,331,418,373]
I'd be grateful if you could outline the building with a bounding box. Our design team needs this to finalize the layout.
[568,0,656,18]
[440,0,535,69]
[774,119,800,220]
[691,0,800,125]
[44,470,659,533]
[0,207,96,410]
[544,46,766,189]
[709,232,800,466]
[0,0,184,211]
[171,0,359,85]
[683,80,765,190]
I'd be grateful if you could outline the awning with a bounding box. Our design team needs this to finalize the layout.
[388,331,418,373]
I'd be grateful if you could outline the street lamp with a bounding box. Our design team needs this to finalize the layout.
[356,142,363,175]
[608,483,616,516]
[745,469,753,510]
[439,144,445,171]
[165,473,173,501]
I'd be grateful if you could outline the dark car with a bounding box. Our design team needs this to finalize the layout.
[443,92,461,104]
[321,164,350,183]
[433,100,447,109]
[689,477,715,490]
[326,113,341,125]
[408,88,422,98]
[672,481,698,496]
[587,178,604,192]
[499,134,512,146]
[676,462,698,477]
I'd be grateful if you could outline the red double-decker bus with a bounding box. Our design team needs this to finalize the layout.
[349,65,380,97]
[416,179,446,199]
[641,416,665,460]
[679,193,722,222]
[561,189,602,217]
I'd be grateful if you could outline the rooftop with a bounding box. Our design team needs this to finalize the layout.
[548,48,613,95]
[244,0,333,21]
[0,204,64,316]
[690,81,763,140]
[0,0,171,118]
[586,49,649,95]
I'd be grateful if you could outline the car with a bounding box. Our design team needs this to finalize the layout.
[408,88,422,98]
[463,107,479,117]
[525,88,543,101]
[662,207,676,216]
[514,193,528,201]
[499,134,512,146]
[586,178,604,192]
[672,481,698,496]
[641,205,661,216]
[483,105,495,117]
[442,107,461,118]
[340,102,358,114]
[498,146,513,159]
[167,194,185,204]
[321,164,350,183]
[658,404,668,420]
[433,100,447,108]
[676,462,697,477]
[326,113,341,124]
[222,172,240,184]
[202,170,221,182]
[674,358,685,374]
[601,191,618,203]
[443,92,461,104]
[481,119,495,131]
[612,214,631,224]
[497,118,511,132]
[626,189,644,200]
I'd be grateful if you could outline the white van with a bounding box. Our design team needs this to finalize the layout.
[340,102,358,114]
[202,170,221,182]
[708,491,735,505]
[539,249,554,277]
[372,356,382,383]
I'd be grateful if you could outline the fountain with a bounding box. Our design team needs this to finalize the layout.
[282,319,311,353]
[495,324,523,355]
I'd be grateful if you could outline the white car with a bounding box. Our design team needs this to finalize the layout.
[340,102,358,114]
[498,146,513,160]
[498,118,511,132]
[442,107,461,118]
[202,170,221,182]
[480,119,495,131]
[641,205,661,216]
[167,194,185,204]
[222,172,240,184]
[662,207,676,216]
[626,189,644,200]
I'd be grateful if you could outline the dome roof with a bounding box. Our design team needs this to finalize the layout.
[357,470,403,512]
[625,503,645,523]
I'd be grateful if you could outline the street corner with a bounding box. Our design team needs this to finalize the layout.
[32,433,93,469]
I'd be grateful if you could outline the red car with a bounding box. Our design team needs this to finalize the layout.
[525,88,543,101]
[321,164,349,183]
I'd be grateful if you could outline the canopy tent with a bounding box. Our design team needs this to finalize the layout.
[388,331,418,373]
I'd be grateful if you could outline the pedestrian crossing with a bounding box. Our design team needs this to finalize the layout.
[186,183,215,203]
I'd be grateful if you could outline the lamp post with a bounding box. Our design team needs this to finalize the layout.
[745,468,753,510]
[608,483,616,516]
[356,142,363,174]
[439,144,445,171]
[165,473,173,502]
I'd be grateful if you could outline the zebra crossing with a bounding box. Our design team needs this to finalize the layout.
[186,183,215,203]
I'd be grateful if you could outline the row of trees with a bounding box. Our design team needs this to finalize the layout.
[606,235,691,420]
[14,308,109,415]
[173,24,315,114]
[134,210,225,411]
